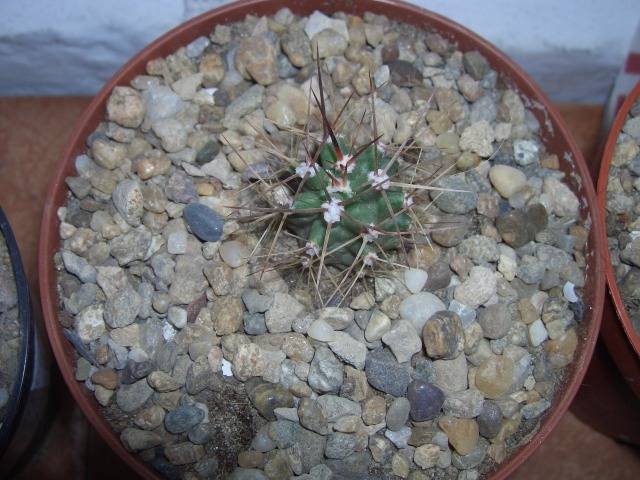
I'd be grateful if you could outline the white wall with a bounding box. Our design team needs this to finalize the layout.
[0,0,638,102]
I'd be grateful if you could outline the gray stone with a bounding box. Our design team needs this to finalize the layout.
[329,331,367,369]
[407,379,445,421]
[463,51,489,80]
[477,303,512,339]
[451,438,488,470]
[317,394,361,422]
[229,469,267,480]
[433,354,469,395]
[104,286,142,328]
[116,378,153,413]
[365,348,412,396]
[385,426,412,449]
[243,312,267,335]
[431,175,478,214]
[458,235,500,264]
[308,346,344,393]
[242,289,273,314]
[109,227,151,266]
[477,400,502,438]
[298,398,328,435]
[62,250,97,283]
[183,203,224,242]
[386,397,411,431]
[325,433,358,459]
[120,427,162,451]
[265,292,304,333]
[112,179,143,226]
[399,292,447,333]
[443,389,484,418]
[381,319,422,363]
[164,404,205,434]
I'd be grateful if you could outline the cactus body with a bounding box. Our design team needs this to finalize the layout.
[287,138,410,265]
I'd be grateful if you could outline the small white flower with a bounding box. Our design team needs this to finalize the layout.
[376,141,386,154]
[321,197,344,224]
[272,185,293,208]
[364,226,380,243]
[305,241,319,257]
[363,251,379,266]
[403,193,415,208]
[368,169,390,190]
[295,162,317,179]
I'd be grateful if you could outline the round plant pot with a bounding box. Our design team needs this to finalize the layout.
[585,81,640,442]
[38,1,605,478]
[0,208,51,476]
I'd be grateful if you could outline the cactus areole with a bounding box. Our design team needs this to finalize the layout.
[287,136,411,266]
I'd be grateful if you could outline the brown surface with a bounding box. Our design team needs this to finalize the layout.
[2,98,638,479]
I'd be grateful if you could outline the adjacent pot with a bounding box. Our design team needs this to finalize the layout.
[0,208,51,476]
[38,1,605,478]
[578,81,640,445]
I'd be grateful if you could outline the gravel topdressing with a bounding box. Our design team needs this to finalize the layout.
[605,97,640,335]
[0,229,21,428]
[55,8,589,480]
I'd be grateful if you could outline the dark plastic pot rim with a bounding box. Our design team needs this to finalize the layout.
[38,1,605,479]
[0,207,34,458]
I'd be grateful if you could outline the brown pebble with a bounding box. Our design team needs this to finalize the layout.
[238,450,265,468]
[91,368,118,390]
[540,154,559,169]
[438,416,479,455]
[544,329,578,369]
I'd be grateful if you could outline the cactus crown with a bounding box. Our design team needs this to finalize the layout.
[287,136,411,267]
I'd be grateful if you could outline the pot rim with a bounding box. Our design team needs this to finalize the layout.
[38,1,605,479]
[0,207,34,458]
[597,80,640,357]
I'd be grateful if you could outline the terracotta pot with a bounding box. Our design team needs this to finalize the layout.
[38,1,605,478]
[594,82,640,407]
[0,208,51,476]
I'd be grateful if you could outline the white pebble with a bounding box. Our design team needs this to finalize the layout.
[528,319,548,347]
[162,322,177,341]
[221,359,233,377]
[403,268,428,294]
[563,281,579,303]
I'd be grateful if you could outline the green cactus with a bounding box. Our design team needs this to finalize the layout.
[286,136,411,266]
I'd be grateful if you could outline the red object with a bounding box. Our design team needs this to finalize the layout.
[38,1,605,479]
[594,81,640,419]
[625,53,640,75]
